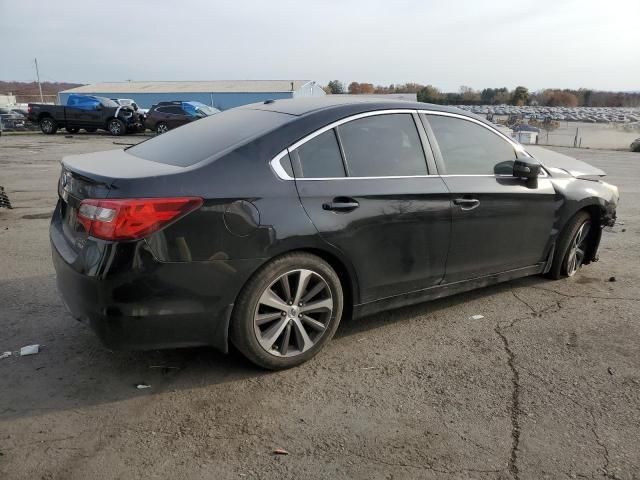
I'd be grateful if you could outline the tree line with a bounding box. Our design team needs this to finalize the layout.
[324,81,640,108]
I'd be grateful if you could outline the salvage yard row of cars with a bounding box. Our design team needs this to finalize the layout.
[460,104,640,124]
[23,95,220,136]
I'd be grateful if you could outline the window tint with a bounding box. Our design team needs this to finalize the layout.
[128,108,293,167]
[338,114,427,177]
[427,115,516,175]
[294,129,345,178]
[164,106,184,115]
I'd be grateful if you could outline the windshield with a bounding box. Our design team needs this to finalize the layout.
[183,102,220,118]
[96,97,119,108]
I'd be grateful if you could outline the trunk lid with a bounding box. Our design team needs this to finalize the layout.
[55,149,184,249]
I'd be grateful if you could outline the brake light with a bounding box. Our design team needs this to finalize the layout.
[77,197,203,241]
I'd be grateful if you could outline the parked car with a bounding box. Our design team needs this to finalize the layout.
[0,107,26,131]
[27,94,143,135]
[145,101,219,134]
[631,138,640,152]
[50,98,618,369]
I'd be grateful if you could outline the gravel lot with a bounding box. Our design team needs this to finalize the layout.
[1,134,639,480]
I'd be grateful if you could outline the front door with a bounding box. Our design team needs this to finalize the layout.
[66,97,103,127]
[292,112,451,303]
[422,113,557,283]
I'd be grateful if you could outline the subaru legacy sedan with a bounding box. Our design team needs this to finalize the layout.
[51,98,618,369]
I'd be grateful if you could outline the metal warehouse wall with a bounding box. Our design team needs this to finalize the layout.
[57,91,295,110]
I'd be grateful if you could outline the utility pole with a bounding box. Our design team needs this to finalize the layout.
[34,58,44,103]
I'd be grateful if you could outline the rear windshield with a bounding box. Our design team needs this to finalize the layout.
[128,108,293,167]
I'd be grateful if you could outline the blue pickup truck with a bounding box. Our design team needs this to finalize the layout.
[27,95,144,136]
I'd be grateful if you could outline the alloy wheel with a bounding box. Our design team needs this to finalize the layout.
[566,221,591,276]
[41,119,53,133]
[253,269,334,357]
[109,120,122,135]
[157,124,168,134]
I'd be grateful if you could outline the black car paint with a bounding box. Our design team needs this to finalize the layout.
[50,98,618,352]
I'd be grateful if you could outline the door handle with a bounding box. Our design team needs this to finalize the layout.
[453,198,480,211]
[322,197,360,212]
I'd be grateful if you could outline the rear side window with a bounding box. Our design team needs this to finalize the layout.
[427,115,517,175]
[164,106,184,115]
[338,114,427,177]
[128,108,294,167]
[293,129,345,178]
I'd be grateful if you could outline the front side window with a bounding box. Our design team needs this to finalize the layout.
[338,114,428,177]
[426,115,517,175]
[293,129,345,178]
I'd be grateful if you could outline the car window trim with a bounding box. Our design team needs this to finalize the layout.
[269,108,541,181]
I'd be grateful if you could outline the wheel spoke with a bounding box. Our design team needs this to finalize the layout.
[300,298,333,313]
[301,282,325,304]
[577,223,591,245]
[293,270,313,305]
[280,274,292,303]
[292,318,313,352]
[259,288,288,312]
[260,317,289,350]
[280,322,292,355]
[301,315,326,332]
[255,311,282,326]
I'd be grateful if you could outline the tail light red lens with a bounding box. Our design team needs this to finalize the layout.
[77,197,203,241]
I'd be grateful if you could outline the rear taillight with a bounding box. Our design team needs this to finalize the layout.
[77,197,203,241]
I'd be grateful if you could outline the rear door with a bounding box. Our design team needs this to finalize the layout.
[421,113,557,283]
[288,111,451,303]
[164,106,188,129]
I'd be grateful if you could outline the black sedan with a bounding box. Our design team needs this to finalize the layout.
[50,98,619,369]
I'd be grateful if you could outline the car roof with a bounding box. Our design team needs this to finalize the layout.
[239,96,465,117]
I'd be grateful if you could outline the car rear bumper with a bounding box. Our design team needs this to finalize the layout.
[50,222,262,352]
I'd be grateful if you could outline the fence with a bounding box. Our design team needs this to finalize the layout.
[535,122,640,150]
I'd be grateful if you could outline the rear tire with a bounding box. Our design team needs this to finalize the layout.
[547,211,592,279]
[156,122,169,134]
[230,253,343,370]
[39,117,57,134]
[65,127,79,134]
[107,119,126,136]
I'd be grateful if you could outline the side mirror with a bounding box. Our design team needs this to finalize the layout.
[94,104,102,111]
[513,159,540,179]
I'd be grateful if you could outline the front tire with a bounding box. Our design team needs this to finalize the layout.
[548,211,592,279]
[156,122,169,135]
[39,117,57,134]
[107,118,126,136]
[230,253,343,370]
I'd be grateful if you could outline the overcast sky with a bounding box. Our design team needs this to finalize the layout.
[2,0,639,91]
